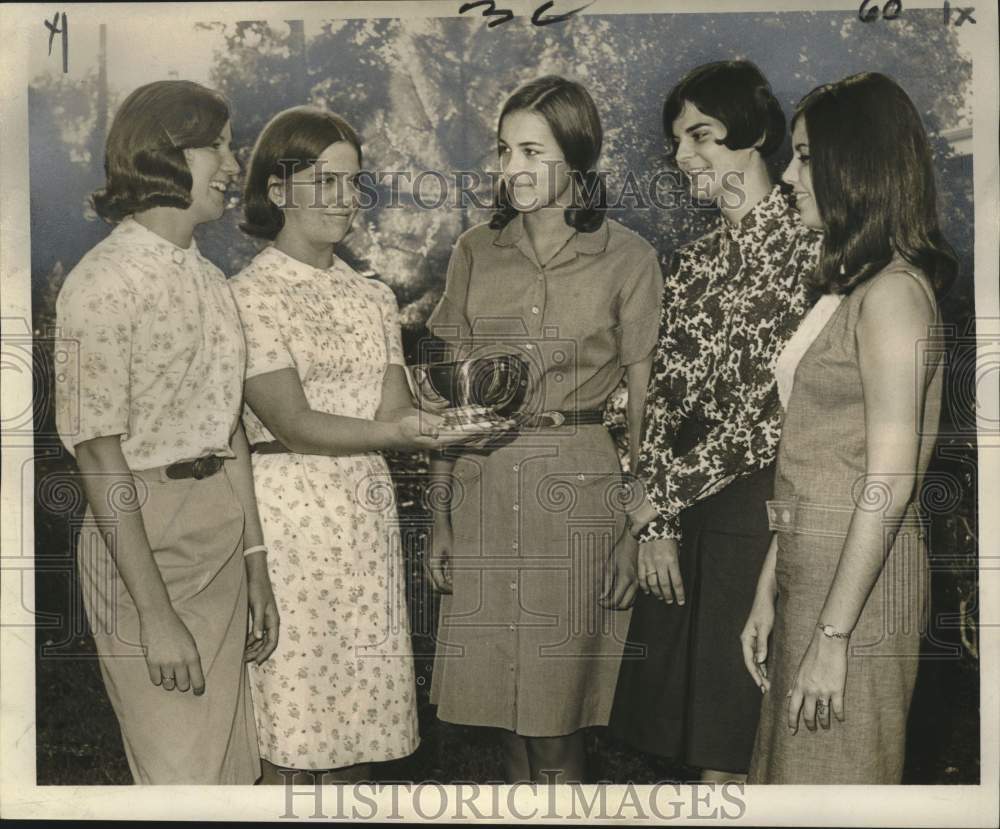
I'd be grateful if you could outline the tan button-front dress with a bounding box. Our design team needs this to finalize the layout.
[427,215,662,736]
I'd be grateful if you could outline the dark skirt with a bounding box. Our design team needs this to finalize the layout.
[608,464,774,774]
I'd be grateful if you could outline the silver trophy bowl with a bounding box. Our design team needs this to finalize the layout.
[407,354,530,426]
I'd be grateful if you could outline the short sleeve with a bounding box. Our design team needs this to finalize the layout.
[427,238,473,350]
[375,281,405,366]
[55,265,134,453]
[615,247,664,366]
[229,277,296,379]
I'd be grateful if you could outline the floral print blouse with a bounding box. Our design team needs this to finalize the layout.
[55,217,246,470]
[229,245,404,442]
[637,186,821,541]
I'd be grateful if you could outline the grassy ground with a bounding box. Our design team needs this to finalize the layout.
[33,451,980,785]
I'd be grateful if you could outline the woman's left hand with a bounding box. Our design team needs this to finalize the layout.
[786,628,848,733]
[244,554,280,664]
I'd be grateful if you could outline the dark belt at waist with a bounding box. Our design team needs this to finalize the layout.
[250,410,606,456]
[515,409,605,429]
[164,454,226,480]
[251,440,291,455]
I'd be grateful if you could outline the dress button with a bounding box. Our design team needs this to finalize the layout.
[512,464,519,472]
[171,249,185,265]
[512,504,519,511]
[509,624,515,631]
[531,306,540,315]
[525,343,534,350]
[509,582,517,590]
[782,510,791,523]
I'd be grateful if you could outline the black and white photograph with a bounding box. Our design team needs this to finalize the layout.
[1,0,997,823]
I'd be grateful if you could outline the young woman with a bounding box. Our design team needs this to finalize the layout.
[609,61,821,783]
[425,75,663,783]
[54,80,278,784]
[741,72,954,784]
[231,106,483,785]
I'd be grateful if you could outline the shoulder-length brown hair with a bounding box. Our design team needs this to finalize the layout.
[490,75,606,233]
[91,80,230,222]
[240,106,361,240]
[794,72,956,296]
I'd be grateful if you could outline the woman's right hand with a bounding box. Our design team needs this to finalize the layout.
[740,587,776,694]
[139,606,206,695]
[425,521,454,594]
[393,410,509,451]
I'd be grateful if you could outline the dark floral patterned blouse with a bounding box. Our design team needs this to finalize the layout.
[637,185,822,542]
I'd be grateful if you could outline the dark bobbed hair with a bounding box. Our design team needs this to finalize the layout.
[490,75,606,233]
[241,106,362,240]
[662,60,786,160]
[91,80,230,222]
[793,72,957,297]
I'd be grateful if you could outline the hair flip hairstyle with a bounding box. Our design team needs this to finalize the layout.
[490,75,606,233]
[793,72,957,296]
[241,106,362,240]
[662,60,786,160]
[91,80,230,222]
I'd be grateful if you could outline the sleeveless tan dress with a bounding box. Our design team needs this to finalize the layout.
[748,264,943,784]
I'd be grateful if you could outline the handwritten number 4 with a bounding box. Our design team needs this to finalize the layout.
[44,11,68,73]
[459,0,594,28]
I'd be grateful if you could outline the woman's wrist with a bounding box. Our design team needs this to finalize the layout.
[136,590,177,623]
[815,621,852,642]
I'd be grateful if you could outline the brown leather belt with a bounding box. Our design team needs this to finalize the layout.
[250,410,605,455]
[164,454,226,480]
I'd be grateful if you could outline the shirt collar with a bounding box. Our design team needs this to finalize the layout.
[258,244,355,282]
[117,215,206,264]
[493,212,610,266]
[721,184,794,247]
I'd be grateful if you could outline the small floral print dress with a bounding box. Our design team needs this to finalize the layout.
[230,245,419,770]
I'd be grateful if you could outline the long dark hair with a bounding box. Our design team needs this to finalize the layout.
[662,60,786,160]
[91,80,230,222]
[490,75,606,233]
[241,106,362,240]
[794,72,956,296]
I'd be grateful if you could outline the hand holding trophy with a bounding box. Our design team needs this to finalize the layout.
[405,354,529,438]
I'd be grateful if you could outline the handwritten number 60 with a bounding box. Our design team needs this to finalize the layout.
[859,0,903,22]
